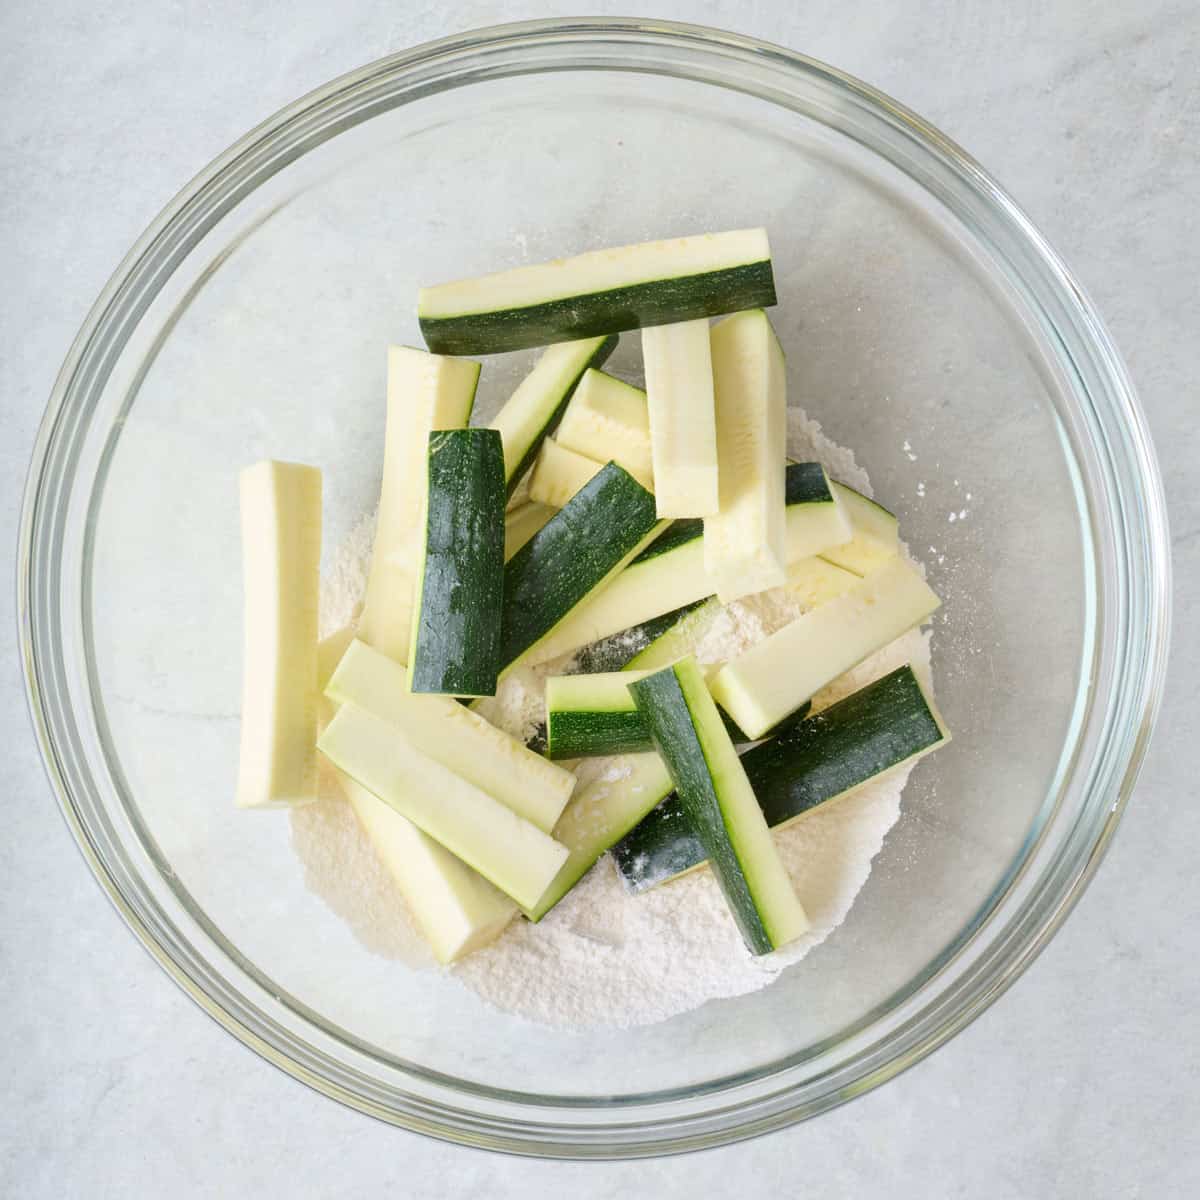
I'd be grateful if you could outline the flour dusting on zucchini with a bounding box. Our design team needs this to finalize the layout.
[290,407,941,1028]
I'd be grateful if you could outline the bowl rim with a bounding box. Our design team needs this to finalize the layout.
[17,16,1172,1158]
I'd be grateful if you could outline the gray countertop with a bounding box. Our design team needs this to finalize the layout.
[2,1,1197,1195]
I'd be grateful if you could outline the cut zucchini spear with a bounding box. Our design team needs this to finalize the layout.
[629,657,809,955]
[710,557,941,740]
[418,229,777,355]
[527,438,604,508]
[236,461,322,809]
[556,369,654,491]
[358,347,479,664]
[821,481,900,576]
[615,665,948,892]
[642,320,719,516]
[504,501,556,561]
[489,334,617,496]
[329,638,574,834]
[522,463,849,667]
[318,703,568,910]
[500,462,664,671]
[338,771,516,964]
[408,429,505,697]
[704,310,789,602]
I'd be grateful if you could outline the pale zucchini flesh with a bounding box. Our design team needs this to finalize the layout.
[236,460,322,809]
[555,368,654,491]
[318,703,568,910]
[339,771,516,964]
[327,638,574,834]
[820,481,900,576]
[704,310,789,602]
[316,623,355,729]
[546,669,652,713]
[629,657,809,954]
[489,335,617,494]
[317,624,356,693]
[781,555,862,610]
[641,320,719,516]
[781,465,852,562]
[419,229,776,354]
[358,347,479,663]
[710,557,941,739]
[527,438,604,508]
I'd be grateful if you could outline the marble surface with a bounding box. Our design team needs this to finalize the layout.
[2,1,1197,1195]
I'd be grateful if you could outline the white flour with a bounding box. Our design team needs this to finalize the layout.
[291,408,935,1028]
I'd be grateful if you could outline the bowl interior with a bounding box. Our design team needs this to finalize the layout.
[32,29,1154,1146]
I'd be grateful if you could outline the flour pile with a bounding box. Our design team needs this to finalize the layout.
[291,408,934,1028]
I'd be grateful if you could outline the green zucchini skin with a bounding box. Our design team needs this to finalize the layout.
[614,665,947,892]
[750,667,943,825]
[499,462,660,668]
[629,662,776,955]
[782,460,835,505]
[547,708,647,760]
[419,262,777,355]
[408,429,506,696]
[504,334,618,497]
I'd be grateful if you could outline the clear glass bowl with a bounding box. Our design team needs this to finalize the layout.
[18,19,1170,1156]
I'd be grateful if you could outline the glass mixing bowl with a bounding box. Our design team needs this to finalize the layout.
[18,19,1170,1157]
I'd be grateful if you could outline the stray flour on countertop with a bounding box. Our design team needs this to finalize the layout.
[291,408,935,1028]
